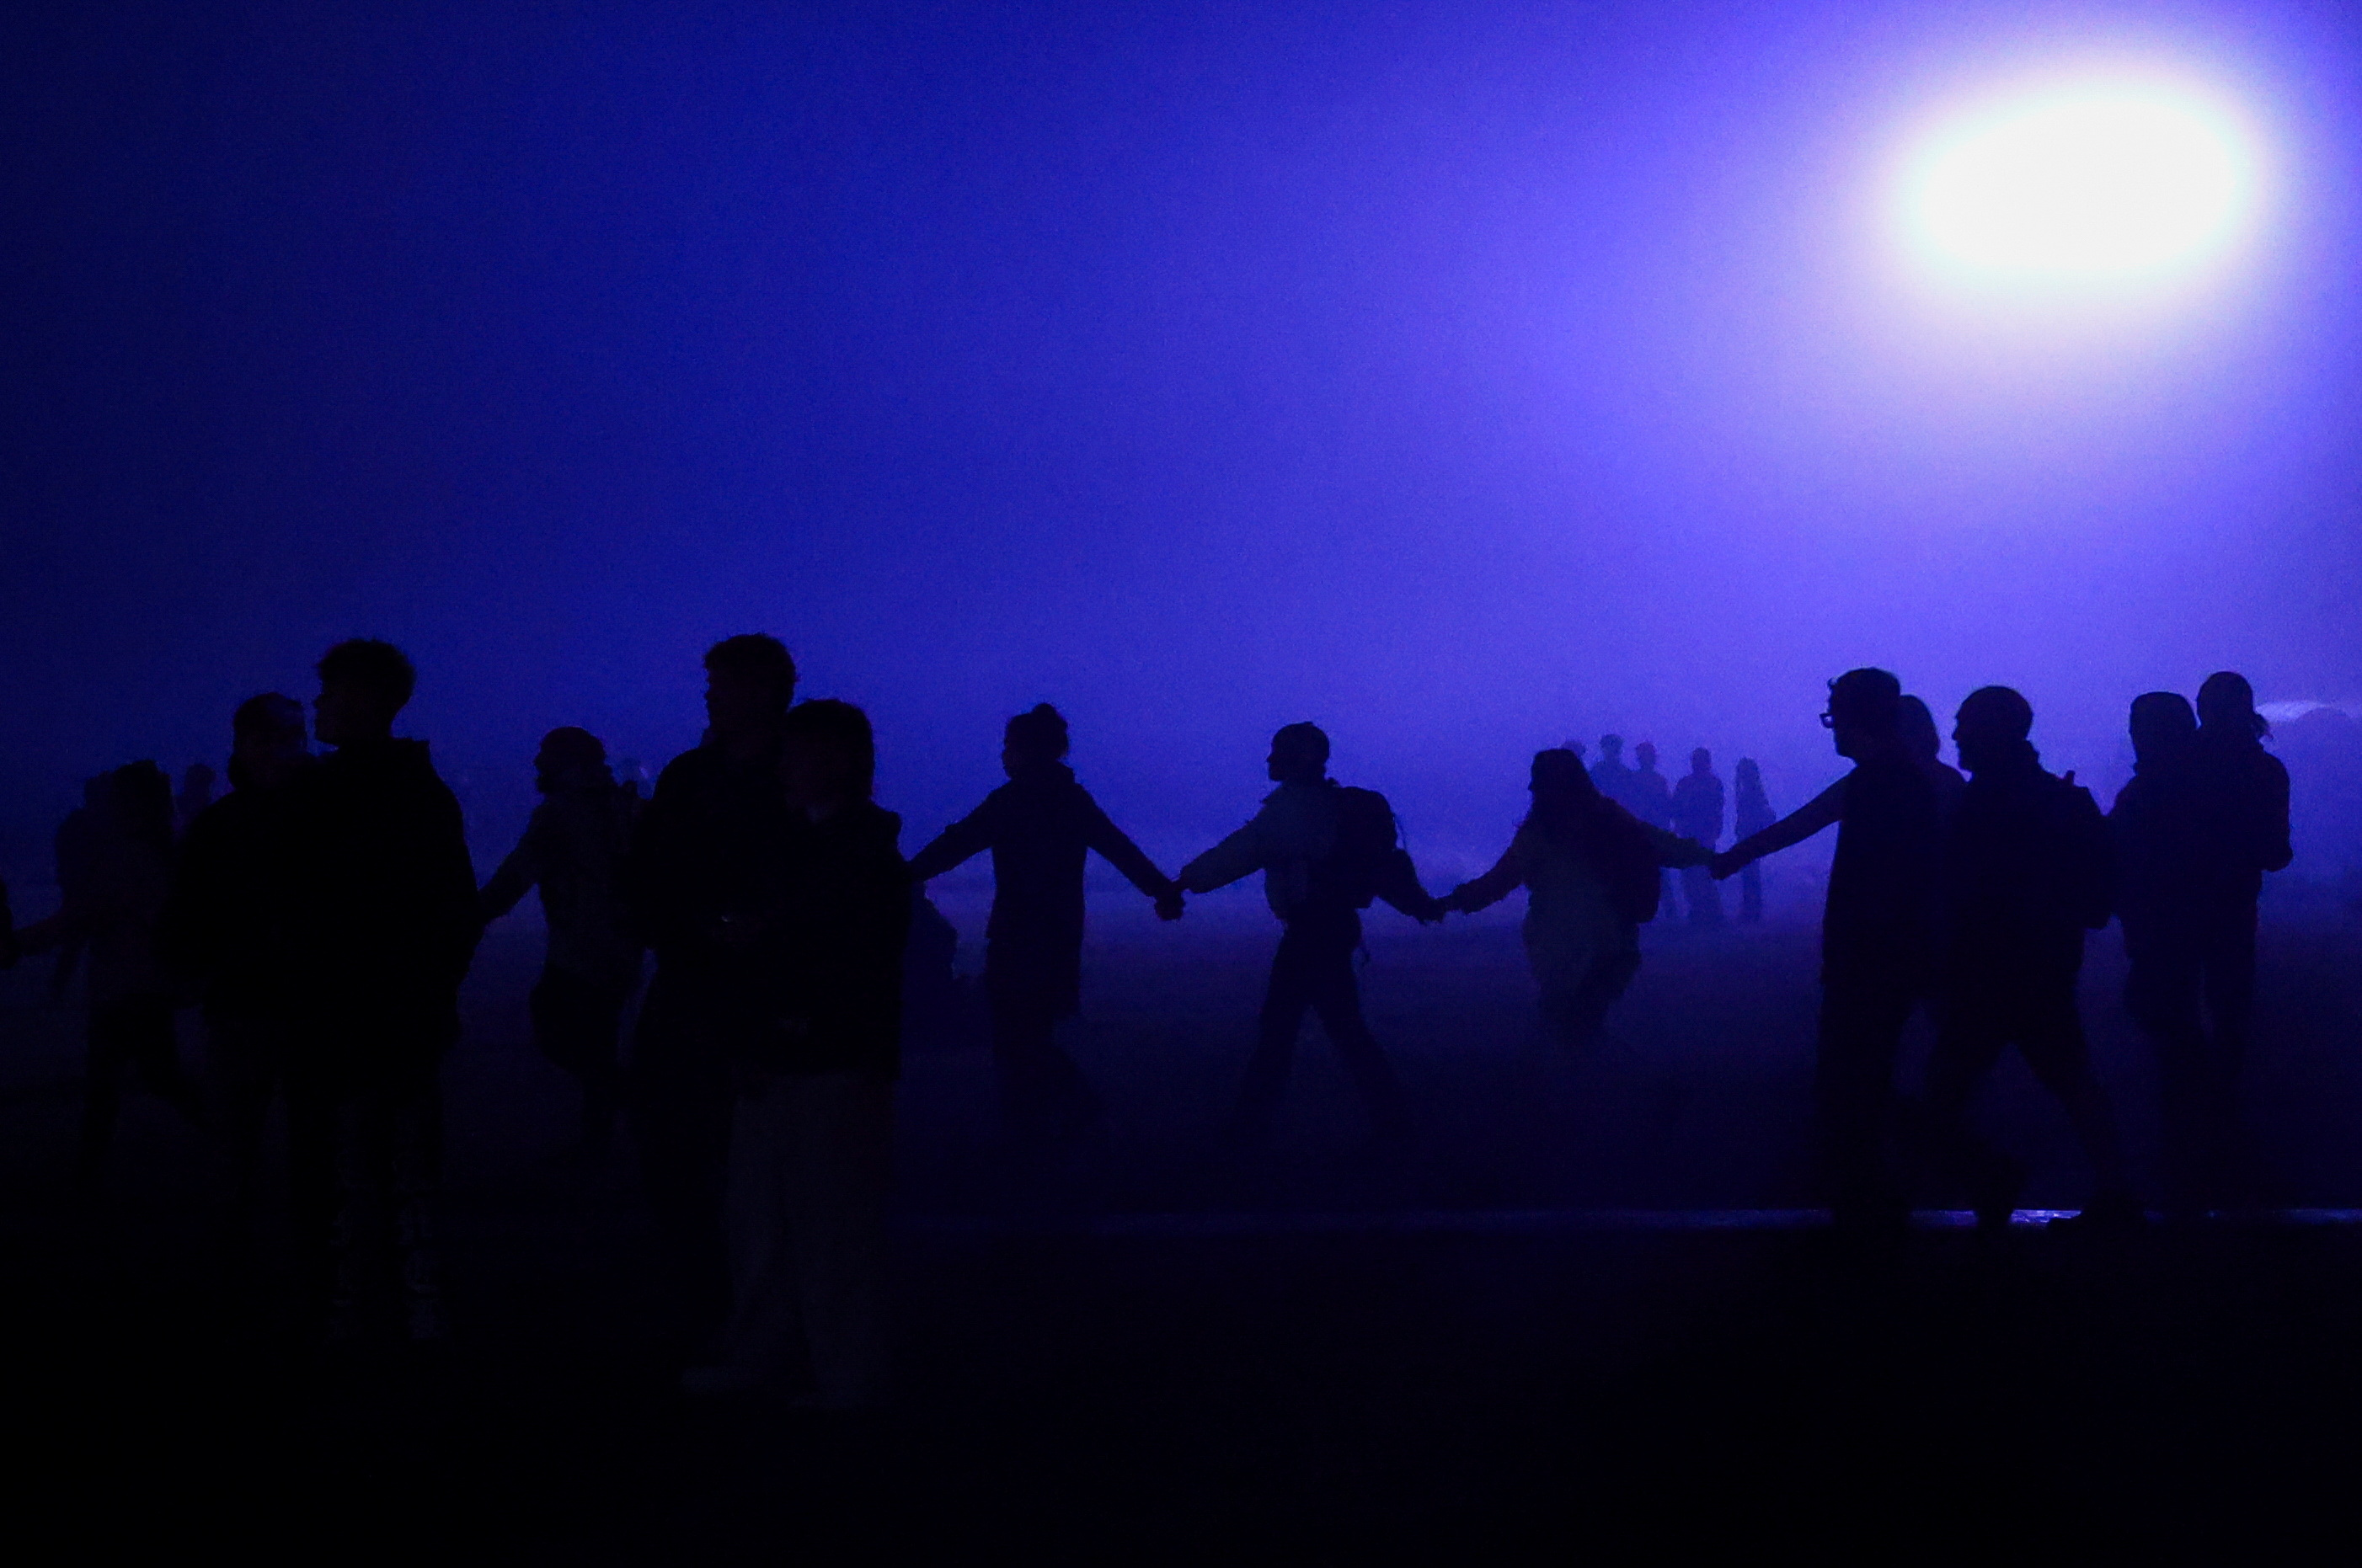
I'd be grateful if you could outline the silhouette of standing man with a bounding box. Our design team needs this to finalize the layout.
[1712,669,1943,1238]
[1921,686,2135,1228]
[627,634,799,1345]
[1671,749,1726,927]
[296,640,479,1339]
[906,704,1182,1147]
[1178,723,1441,1150]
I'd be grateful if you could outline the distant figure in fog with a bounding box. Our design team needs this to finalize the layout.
[295,639,479,1340]
[906,704,1183,1147]
[174,762,217,831]
[17,761,201,1187]
[692,699,905,1409]
[1628,743,1673,829]
[1442,749,1710,1051]
[1921,686,2135,1229]
[1670,749,1725,927]
[1711,669,1944,1240]
[1590,736,1635,813]
[481,727,644,1161]
[158,694,322,1264]
[626,633,799,1347]
[1730,760,1773,923]
[1178,723,1442,1151]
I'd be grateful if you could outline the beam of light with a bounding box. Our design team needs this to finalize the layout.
[1897,72,2263,286]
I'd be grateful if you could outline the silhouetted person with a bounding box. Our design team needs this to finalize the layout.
[2110,693,2215,1213]
[1178,723,1442,1150]
[1442,749,1709,1050]
[18,761,201,1187]
[906,704,1182,1147]
[1670,749,1725,927]
[1590,735,1636,812]
[1711,669,1944,1237]
[627,633,799,1347]
[691,699,906,1408]
[174,762,217,830]
[158,694,323,1263]
[1921,686,2134,1228]
[2162,671,2292,1203]
[294,639,478,1340]
[481,727,644,1160]
[1731,759,1773,922]
[45,776,106,1003]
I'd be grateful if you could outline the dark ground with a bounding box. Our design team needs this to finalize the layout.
[4,883,2360,1558]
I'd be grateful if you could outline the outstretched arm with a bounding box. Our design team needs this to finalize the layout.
[1178,820,1264,894]
[905,798,999,885]
[1080,799,1184,920]
[1373,847,1444,924]
[1712,776,1845,878]
[1443,835,1527,915]
[1643,822,1713,869]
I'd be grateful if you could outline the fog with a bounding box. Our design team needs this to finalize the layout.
[7,0,2359,877]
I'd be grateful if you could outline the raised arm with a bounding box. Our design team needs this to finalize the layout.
[1713,776,1845,878]
[905,796,1000,885]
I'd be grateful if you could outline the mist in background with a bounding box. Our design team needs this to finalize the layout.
[8,0,2359,884]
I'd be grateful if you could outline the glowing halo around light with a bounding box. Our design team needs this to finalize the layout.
[1898,73,2263,286]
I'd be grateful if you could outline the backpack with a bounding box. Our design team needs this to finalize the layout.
[1312,786,1413,912]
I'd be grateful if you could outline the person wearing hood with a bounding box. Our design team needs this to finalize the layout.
[1921,686,2135,1229]
[295,638,479,1341]
[905,703,1182,1146]
[159,692,319,1258]
[690,698,906,1408]
[481,727,644,1160]
[1441,749,1710,1050]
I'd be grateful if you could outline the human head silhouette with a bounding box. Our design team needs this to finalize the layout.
[1898,696,1943,765]
[1824,669,1902,763]
[1734,757,1762,792]
[2129,692,2198,772]
[1690,748,1713,776]
[781,698,874,817]
[313,639,415,748]
[535,727,610,792]
[1633,741,1659,773]
[1597,735,1624,765]
[230,693,309,791]
[1002,703,1071,776]
[1953,685,2034,776]
[1268,723,1330,785]
[2197,671,2267,743]
[703,634,797,746]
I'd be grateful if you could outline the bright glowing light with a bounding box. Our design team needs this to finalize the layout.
[1900,74,2263,284]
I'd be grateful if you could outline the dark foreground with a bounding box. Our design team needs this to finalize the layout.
[5,893,2359,1557]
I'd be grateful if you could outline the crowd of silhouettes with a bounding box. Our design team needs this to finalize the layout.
[0,635,2299,1391]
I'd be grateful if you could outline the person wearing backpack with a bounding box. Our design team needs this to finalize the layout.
[1440,749,1711,1050]
[1178,723,1443,1150]
[1921,686,2137,1230]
